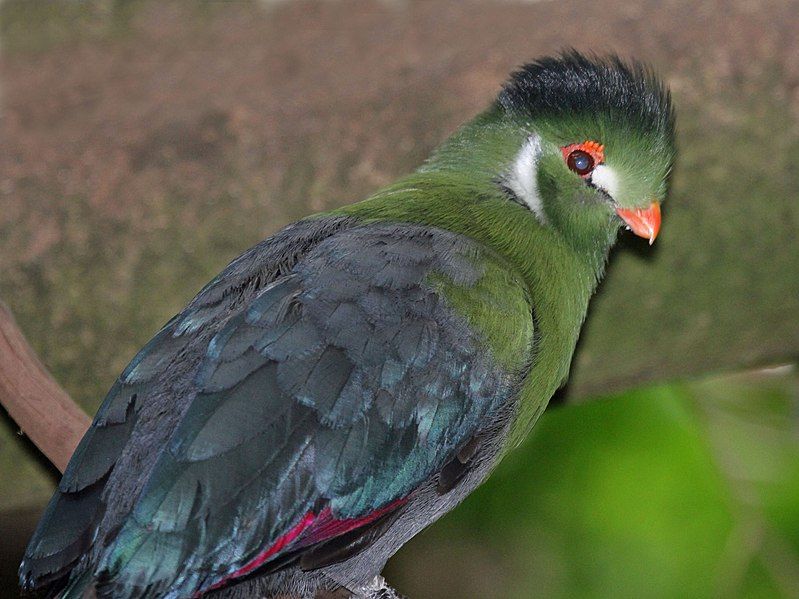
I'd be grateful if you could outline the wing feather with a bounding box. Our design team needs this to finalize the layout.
[27,221,534,598]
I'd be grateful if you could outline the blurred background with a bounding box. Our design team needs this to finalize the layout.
[1,1,798,597]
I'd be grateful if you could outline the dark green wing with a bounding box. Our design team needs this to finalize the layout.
[96,223,533,596]
[20,217,356,593]
[19,315,188,591]
[24,221,534,598]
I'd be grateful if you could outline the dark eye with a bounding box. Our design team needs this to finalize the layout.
[567,150,595,176]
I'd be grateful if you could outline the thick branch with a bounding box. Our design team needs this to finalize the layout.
[0,302,90,474]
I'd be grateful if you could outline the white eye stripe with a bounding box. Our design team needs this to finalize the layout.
[590,164,619,200]
[506,135,547,225]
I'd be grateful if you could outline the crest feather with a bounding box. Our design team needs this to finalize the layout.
[498,51,674,141]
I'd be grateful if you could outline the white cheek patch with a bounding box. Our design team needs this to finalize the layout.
[506,134,547,225]
[590,164,620,200]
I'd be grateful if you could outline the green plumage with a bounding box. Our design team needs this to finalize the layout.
[21,53,674,598]
[335,174,601,445]
[336,54,674,444]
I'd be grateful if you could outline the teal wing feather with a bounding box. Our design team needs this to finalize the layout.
[100,224,532,597]
[25,221,535,599]
[20,217,356,595]
[19,314,189,592]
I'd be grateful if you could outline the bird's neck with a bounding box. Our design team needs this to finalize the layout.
[335,167,612,445]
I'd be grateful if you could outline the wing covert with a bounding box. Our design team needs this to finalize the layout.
[95,223,534,596]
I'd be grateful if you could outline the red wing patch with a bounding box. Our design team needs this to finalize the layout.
[293,497,407,550]
[201,497,407,595]
[202,511,316,595]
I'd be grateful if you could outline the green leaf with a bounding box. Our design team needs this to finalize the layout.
[388,368,799,599]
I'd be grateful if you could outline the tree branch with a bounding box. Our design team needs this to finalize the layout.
[0,302,90,474]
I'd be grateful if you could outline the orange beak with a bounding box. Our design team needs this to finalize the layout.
[615,202,661,245]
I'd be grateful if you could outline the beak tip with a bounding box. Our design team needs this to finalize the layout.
[616,202,661,245]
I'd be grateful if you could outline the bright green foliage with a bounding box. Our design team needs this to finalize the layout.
[388,368,799,599]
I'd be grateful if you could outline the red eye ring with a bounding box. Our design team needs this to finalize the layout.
[561,140,605,178]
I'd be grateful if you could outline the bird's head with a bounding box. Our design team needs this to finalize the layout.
[497,53,675,249]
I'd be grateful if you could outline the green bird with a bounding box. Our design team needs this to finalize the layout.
[20,52,674,598]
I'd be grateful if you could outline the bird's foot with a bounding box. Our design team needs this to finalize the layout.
[359,576,405,599]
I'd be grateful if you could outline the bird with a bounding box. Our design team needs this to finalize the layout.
[20,52,674,599]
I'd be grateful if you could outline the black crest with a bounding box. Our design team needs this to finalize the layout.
[498,51,674,139]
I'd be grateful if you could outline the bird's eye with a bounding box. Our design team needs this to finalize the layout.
[561,140,604,179]
[567,150,594,176]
